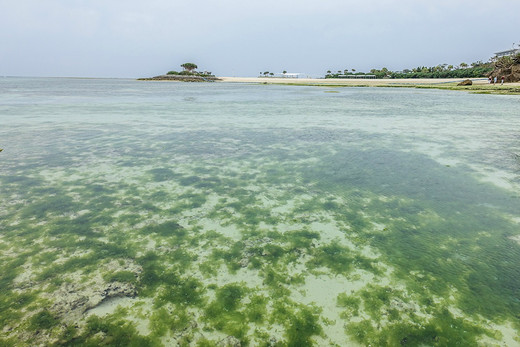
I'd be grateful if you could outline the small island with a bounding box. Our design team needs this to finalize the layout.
[138,63,221,82]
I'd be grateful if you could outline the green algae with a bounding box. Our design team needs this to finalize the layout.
[284,306,323,346]
[245,294,268,323]
[157,276,205,307]
[20,194,78,219]
[103,271,138,284]
[138,271,163,295]
[307,243,355,275]
[204,287,250,342]
[30,310,58,330]
[144,221,186,238]
[147,168,180,182]
[347,308,492,346]
[3,149,519,344]
[337,293,361,317]
[54,314,157,346]
[215,283,247,311]
[1,175,43,187]
[149,307,193,338]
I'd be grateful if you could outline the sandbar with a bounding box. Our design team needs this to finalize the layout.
[218,77,520,94]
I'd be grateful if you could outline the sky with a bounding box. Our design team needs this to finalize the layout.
[1,0,519,78]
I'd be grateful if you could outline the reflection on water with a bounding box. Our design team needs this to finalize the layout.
[0,77,519,345]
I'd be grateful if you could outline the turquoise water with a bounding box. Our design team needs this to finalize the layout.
[1,77,520,346]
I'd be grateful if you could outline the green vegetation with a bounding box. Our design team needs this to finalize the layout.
[203,283,251,342]
[337,293,361,317]
[30,310,58,330]
[166,62,214,77]
[103,271,137,284]
[259,71,275,77]
[55,315,157,346]
[494,52,520,70]
[326,60,493,79]
[347,308,491,346]
[181,62,198,72]
[284,306,323,346]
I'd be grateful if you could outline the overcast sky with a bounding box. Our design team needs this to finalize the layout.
[1,0,519,78]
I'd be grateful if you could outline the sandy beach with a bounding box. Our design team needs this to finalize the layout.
[218,76,520,89]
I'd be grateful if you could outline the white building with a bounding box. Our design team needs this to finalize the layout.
[278,73,302,78]
[495,46,520,58]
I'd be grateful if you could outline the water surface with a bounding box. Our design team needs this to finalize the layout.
[1,77,519,346]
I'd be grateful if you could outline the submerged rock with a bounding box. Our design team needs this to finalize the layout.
[43,260,142,322]
[218,335,242,347]
[50,277,138,321]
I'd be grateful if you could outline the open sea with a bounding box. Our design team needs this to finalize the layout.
[1,77,520,346]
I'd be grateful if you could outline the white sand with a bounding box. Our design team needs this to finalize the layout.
[218,76,520,87]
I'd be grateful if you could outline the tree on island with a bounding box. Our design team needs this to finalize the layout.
[181,63,198,72]
[165,64,215,78]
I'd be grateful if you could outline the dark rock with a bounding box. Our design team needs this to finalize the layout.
[457,79,473,86]
[138,75,221,82]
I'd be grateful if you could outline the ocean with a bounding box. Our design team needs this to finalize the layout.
[1,77,519,346]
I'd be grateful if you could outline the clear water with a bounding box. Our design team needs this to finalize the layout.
[1,77,520,346]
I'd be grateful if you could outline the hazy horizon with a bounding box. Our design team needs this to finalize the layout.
[1,0,519,78]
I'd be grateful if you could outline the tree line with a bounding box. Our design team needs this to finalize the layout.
[325,61,494,79]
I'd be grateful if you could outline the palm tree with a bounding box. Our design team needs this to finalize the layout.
[460,62,468,69]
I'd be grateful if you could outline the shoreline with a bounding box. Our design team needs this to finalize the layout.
[217,77,520,95]
[138,74,220,82]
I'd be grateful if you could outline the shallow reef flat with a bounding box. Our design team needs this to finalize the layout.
[1,79,520,346]
[219,77,520,95]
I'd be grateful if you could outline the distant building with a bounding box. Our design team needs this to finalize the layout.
[494,48,520,58]
[336,74,377,79]
[279,73,301,78]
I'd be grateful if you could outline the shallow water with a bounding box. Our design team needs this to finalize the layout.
[1,77,520,345]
